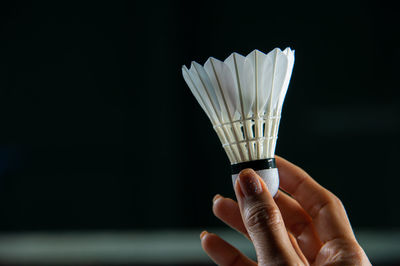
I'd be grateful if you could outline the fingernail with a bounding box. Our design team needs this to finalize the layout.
[200,230,208,240]
[238,169,263,197]
[213,194,222,203]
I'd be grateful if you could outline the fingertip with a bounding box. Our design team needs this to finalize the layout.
[200,232,229,254]
[235,169,261,197]
[212,195,226,216]
[238,168,257,179]
[212,196,238,218]
[200,230,208,240]
[213,194,222,203]
[200,231,218,251]
[212,196,223,213]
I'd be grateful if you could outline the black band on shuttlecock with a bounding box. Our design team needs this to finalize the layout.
[231,158,276,175]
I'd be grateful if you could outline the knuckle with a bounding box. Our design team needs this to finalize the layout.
[310,190,343,218]
[322,239,370,265]
[290,219,312,237]
[352,248,368,262]
[327,190,342,205]
[244,202,282,234]
[343,241,369,264]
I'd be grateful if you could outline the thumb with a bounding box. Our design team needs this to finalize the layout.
[234,169,299,265]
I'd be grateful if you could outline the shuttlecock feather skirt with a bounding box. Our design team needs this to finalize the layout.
[182,48,294,196]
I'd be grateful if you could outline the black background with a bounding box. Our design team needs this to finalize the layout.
[0,1,398,231]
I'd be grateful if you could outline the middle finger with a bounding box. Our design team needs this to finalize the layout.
[213,194,250,239]
[275,191,323,262]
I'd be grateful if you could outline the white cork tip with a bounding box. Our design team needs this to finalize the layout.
[232,168,279,197]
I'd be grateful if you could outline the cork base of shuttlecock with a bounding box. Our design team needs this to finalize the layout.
[232,168,279,197]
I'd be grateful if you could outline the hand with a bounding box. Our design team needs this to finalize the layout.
[200,156,371,265]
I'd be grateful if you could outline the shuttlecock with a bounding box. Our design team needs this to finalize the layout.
[182,48,294,196]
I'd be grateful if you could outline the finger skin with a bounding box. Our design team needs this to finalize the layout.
[234,169,299,265]
[288,233,308,265]
[201,232,257,266]
[275,190,323,262]
[212,158,369,265]
[213,192,322,262]
[276,156,355,242]
[213,195,249,238]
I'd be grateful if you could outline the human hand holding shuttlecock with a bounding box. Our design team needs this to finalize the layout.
[182,48,294,196]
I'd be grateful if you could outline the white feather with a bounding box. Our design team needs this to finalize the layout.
[182,66,213,122]
[182,47,295,164]
[188,63,221,124]
[225,53,255,118]
[204,58,239,122]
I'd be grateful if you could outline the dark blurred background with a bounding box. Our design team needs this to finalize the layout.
[0,0,399,265]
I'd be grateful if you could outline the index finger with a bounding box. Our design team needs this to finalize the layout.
[275,156,355,243]
[234,169,300,264]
